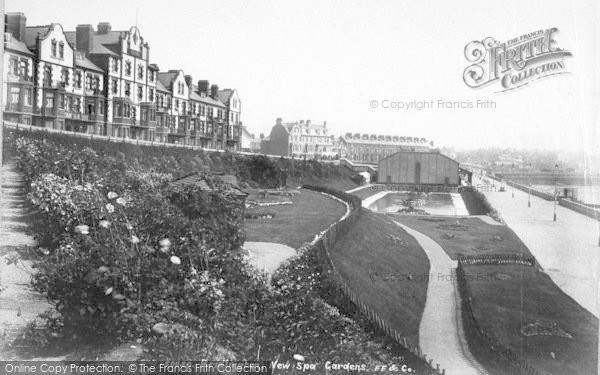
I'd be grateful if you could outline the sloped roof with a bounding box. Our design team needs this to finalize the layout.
[64,31,121,56]
[24,25,51,48]
[217,89,234,104]
[189,85,227,108]
[5,33,34,56]
[75,55,103,72]
[155,80,170,93]
[157,71,178,90]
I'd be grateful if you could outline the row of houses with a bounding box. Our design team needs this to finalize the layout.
[258,117,434,161]
[3,12,243,150]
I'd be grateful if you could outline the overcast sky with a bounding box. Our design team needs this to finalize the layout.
[7,0,599,153]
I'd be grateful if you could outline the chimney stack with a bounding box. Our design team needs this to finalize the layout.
[76,24,94,52]
[276,118,282,125]
[210,84,219,99]
[97,22,111,34]
[198,80,209,96]
[5,13,27,42]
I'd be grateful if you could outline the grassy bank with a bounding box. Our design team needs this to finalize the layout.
[461,263,598,375]
[392,216,530,259]
[244,189,346,248]
[327,209,430,345]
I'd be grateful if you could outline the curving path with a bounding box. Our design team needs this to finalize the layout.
[243,241,296,275]
[394,222,487,375]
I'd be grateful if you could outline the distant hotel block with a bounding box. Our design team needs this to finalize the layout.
[261,118,336,159]
[339,133,433,163]
[2,12,242,150]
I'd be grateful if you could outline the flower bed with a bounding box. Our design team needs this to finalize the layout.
[6,128,429,369]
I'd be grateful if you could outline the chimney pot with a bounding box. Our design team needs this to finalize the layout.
[97,22,111,34]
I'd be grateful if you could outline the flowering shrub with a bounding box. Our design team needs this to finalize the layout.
[8,129,413,369]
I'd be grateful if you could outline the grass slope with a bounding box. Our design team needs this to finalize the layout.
[244,189,346,249]
[392,216,531,259]
[463,263,598,375]
[328,209,430,345]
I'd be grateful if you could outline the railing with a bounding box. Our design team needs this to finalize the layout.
[301,185,444,375]
[7,74,34,83]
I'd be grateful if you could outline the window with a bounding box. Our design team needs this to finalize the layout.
[61,68,69,86]
[200,105,206,116]
[74,98,81,113]
[111,78,118,94]
[112,58,119,72]
[59,42,64,59]
[137,64,144,79]
[43,66,52,86]
[51,39,57,57]
[74,71,82,88]
[58,94,65,109]
[175,99,179,109]
[182,102,187,113]
[149,71,154,82]
[8,57,18,75]
[148,88,154,102]
[125,83,131,97]
[86,74,93,90]
[24,89,32,106]
[137,85,143,100]
[125,61,132,76]
[10,87,20,103]
[67,96,73,112]
[94,76,100,91]
[45,93,55,108]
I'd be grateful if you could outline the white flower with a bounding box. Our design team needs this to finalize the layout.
[105,203,114,213]
[170,255,181,265]
[99,220,110,228]
[107,192,118,199]
[293,354,305,362]
[105,287,113,295]
[116,197,126,206]
[75,224,89,235]
[131,235,140,244]
[126,223,133,231]
[159,238,171,248]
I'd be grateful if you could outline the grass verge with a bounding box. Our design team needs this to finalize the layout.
[392,216,531,259]
[327,209,430,345]
[244,189,346,248]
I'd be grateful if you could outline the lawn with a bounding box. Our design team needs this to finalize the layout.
[462,263,598,375]
[244,189,346,248]
[327,209,430,345]
[392,215,532,259]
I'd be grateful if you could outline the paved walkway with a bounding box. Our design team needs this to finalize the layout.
[482,185,599,317]
[395,222,487,375]
[0,162,50,359]
[244,242,297,275]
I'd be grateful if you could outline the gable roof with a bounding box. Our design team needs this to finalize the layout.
[379,150,458,165]
[155,79,170,93]
[75,55,103,72]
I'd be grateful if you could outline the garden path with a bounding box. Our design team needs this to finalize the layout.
[244,242,296,275]
[0,162,51,359]
[394,221,488,375]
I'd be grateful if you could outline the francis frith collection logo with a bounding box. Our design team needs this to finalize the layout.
[463,28,572,92]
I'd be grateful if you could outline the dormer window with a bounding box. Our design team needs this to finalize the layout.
[59,42,64,59]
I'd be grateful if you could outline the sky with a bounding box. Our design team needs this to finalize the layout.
[6,0,599,153]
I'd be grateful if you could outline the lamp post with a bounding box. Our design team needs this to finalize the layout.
[553,163,558,221]
[527,163,531,208]
[511,163,515,198]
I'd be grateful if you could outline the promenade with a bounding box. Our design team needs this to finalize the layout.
[483,186,599,317]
